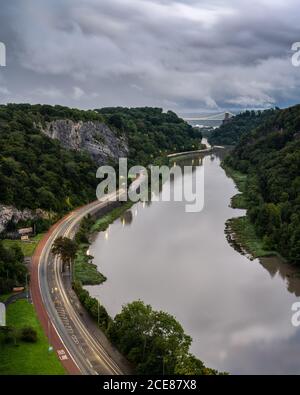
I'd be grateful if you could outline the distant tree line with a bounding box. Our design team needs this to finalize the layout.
[209,109,279,146]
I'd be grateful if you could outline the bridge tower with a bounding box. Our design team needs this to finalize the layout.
[222,112,232,125]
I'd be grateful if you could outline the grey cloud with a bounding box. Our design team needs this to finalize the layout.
[0,0,300,111]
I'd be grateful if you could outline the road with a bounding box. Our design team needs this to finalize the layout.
[31,192,132,375]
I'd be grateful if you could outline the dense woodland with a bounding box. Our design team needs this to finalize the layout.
[225,105,300,264]
[96,107,202,166]
[0,104,101,215]
[0,104,201,216]
[209,109,278,146]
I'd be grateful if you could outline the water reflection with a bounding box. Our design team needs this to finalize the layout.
[86,152,300,375]
[260,257,300,297]
[120,210,133,226]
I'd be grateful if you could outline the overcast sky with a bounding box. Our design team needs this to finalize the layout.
[0,0,300,113]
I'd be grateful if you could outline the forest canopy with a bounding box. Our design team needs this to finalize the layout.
[209,109,279,146]
[0,104,201,216]
[225,105,300,264]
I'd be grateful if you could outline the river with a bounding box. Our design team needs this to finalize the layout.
[86,150,300,374]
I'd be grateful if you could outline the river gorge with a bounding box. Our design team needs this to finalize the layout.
[86,151,300,375]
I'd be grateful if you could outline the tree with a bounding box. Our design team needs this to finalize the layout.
[107,300,217,375]
[224,103,300,263]
[51,237,77,272]
[175,353,206,375]
[0,241,26,293]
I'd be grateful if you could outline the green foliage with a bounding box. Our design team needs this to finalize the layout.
[75,215,94,245]
[222,164,248,209]
[2,233,44,257]
[0,241,26,293]
[0,300,65,374]
[0,104,99,215]
[91,202,133,233]
[74,246,106,285]
[96,107,202,166]
[0,104,201,236]
[209,109,278,146]
[51,237,77,272]
[73,209,220,375]
[225,104,300,264]
[107,300,218,375]
[227,216,278,259]
[73,280,110,331]
[74,204,133,285]
[20,326,38,343]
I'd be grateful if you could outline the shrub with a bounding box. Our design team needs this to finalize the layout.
[20,326,37,343]
[0,326,18,344]
[72,280,110,331]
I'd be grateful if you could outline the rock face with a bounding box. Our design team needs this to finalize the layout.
[0,205,49,234]
[41,120,128,165]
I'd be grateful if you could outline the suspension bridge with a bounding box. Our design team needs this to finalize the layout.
[183,112,235,121]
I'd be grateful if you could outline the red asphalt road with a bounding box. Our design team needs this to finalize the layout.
[30,214,81,375]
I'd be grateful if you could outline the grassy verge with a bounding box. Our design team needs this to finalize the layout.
[0,300,65,375]
[74,245,106,285]
[91,201,134,233]
[222,163,248,209]
[74,201,134,286]
[222,163,247,192]
[226,217,277,259]
[2,234,44,257]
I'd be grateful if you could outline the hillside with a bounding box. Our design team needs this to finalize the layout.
[0,104,201,234]
[96,107,202,166]
[209,109,278,146]
[225,104,300,264]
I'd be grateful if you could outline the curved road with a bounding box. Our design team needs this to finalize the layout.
[31,193,131,375]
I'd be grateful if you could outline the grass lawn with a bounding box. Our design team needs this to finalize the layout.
[2,234,44,257]
[0,300,65,375]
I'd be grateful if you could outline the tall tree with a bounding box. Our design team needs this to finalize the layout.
[51,237,77,272]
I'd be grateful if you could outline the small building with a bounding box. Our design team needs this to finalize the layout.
[18,227,33,240]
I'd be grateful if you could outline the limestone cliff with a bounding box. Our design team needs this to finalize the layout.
[41,120,129,165]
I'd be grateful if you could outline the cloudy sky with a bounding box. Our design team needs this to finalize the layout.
[1,0,300,113]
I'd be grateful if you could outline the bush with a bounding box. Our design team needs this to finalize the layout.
[20,326,37,343]
[0,326,18,344]
[72,280,110,331]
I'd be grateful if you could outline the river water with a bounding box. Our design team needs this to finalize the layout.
[86,151,300,374]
